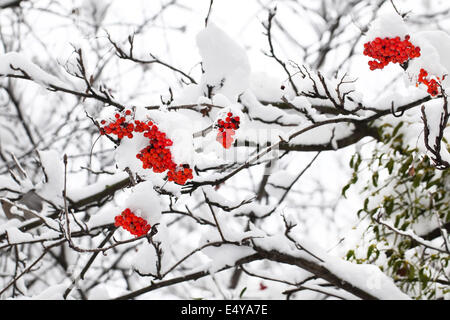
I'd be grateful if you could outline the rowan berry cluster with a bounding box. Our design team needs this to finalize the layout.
[136,123,174,173]
[100,109,193,185]
[167,165,194,185]
[99,110,134,139]
[114,208,151,237]
[137,145,193,185]
[363,35,421,70]
[416,68,441,96]
[216,112,240,149]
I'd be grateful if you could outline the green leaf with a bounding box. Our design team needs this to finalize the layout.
[384,199,394,215]
[354,154,362,171]
[363,198,369,211]
[239,287,247,298]
[408,264,415,281]
[394,215,401,228]
[372,172,379,187]
[400,221,410,230]
[400,155,413,175]
[412,174,422,188]
[426,179,440,189]
[386,159,395,174]
[346,250,355,260]
[342,184,351,198]
[392,122,404,137]
[419,268,429,287]
[367,245,375,259]
[349,154,355,168]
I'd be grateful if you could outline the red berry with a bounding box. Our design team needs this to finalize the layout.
[215,112,241,148]
[416,68,441,97]
[114,208,151,237]
[363,35,421,70]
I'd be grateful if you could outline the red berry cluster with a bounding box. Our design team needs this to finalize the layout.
[136,123,174,173]
[100,110,134,139]
[416,68,441,96]
[135,122,193,185]
[363,35,421,70]
[100,109,193,185]
[114,208,151,237]
[216,112,240,149]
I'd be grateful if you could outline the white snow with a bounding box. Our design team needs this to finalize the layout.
[6,227,34,243]
[323,258,410,300]
[125,180,161,224]
[0,52,68,88]
[202,243,255,273]
[87,206,116,229]
[37,150,64,204]
[365,13,409,42]
[252,222,410,300]
[30,284,66,300]
[196,23,251,102]
[0,218,22,235]
[132,223,172,275]
[114,131,152,175]
[0,176,20,192]
[88,284,111,300]
[67,171,128,202]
